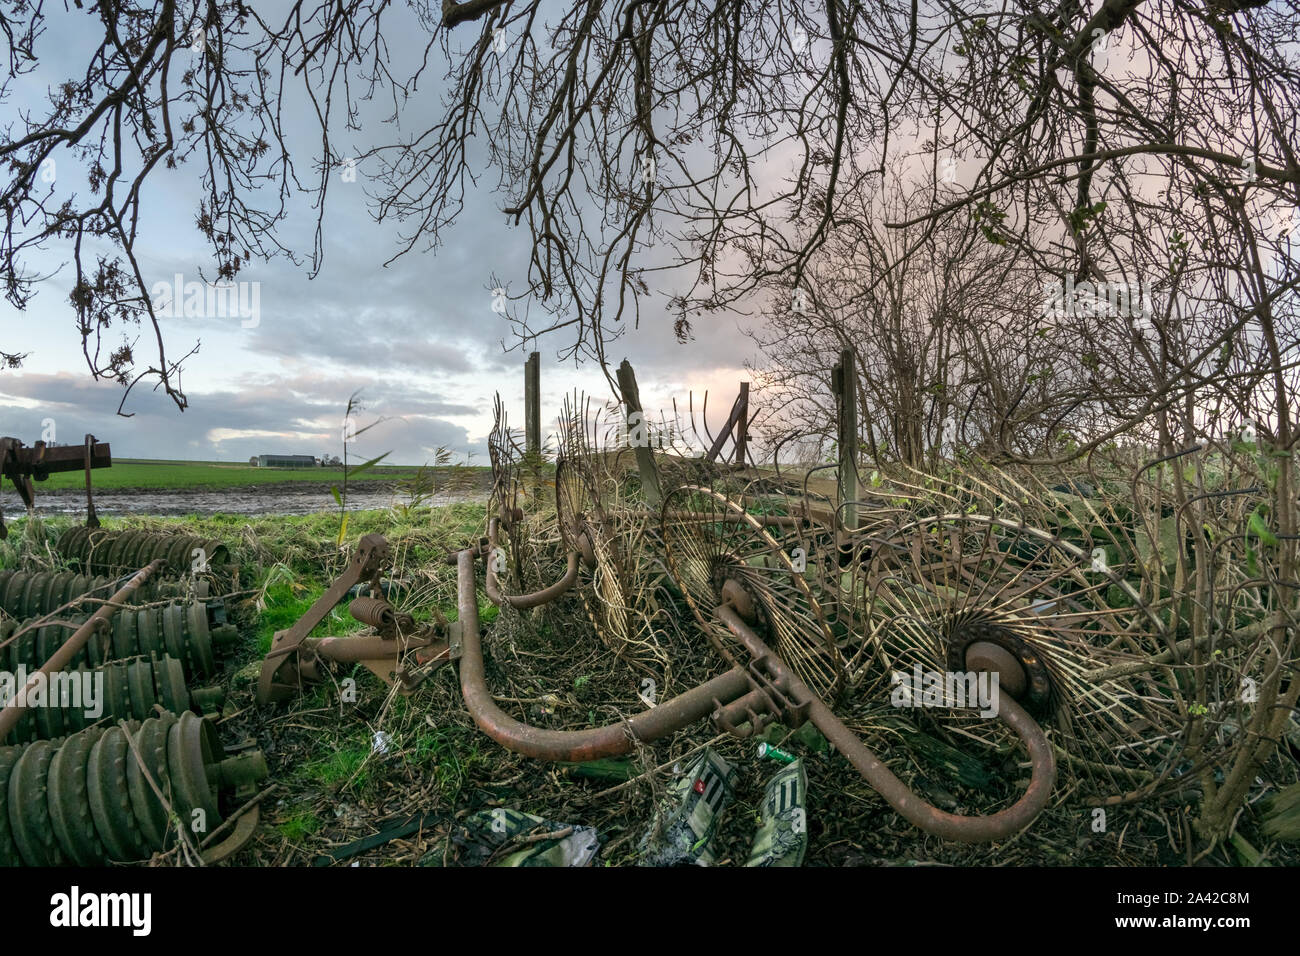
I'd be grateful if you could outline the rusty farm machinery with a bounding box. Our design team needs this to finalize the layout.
[0,438,268,866]
[249,363,1258,852]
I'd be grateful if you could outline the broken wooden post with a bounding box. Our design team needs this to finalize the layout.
[734,382,749,466]
[704,382,751,465]
[524,351,541,457]
[832,349,858,533]
[616,359,661,508]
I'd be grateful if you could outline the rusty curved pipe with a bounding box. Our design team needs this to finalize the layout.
[458,548,752,761]
[716,604,1056,843]
[484,518,580,609]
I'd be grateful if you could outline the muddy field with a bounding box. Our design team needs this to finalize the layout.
[1,475,492,518]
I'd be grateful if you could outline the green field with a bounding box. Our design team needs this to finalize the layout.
[34,458,486,491]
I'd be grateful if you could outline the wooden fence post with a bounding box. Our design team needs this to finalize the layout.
[833,349,858,533]
[524,351,541,457]
[616,359,662,508]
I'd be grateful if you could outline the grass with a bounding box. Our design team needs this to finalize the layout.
[31,458,487,491]
[299,745,373,790]
[253,574,361,653]
[277,810,322,843]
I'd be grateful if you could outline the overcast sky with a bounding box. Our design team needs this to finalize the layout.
[0,3,761,466]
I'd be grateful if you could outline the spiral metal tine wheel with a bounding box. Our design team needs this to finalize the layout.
[487,393,525,531]
[661,484,843,700]
[556,395,671,676]
[853,510,1186,796]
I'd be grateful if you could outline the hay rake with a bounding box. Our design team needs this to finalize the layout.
[461,393,1060,842]
[257,382,1252,847]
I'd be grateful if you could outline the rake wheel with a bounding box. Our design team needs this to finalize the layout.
[853,511,1188,795]
[661,484,843,701]
[555,394,671,677]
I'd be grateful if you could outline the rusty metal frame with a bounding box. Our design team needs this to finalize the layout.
[456,545,1056,841]
[714,604,1056,843]
[256,534,389,704]
[0,435,111,538]
[257,534,454,703]
[457,548,752,761]
[483,517,580,610]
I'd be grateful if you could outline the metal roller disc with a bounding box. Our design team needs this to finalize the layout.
[10,573,30,617]
[104,662,133,722]
[112,610,138,660]
[182,535,207,572]
[11,623,35,673]
[47,727,107,865]
[107,531,135,572]
[167,713,222,831]
[33,672,67,741]
[85,529,114,575]
[121,531,149,571]
[161,604,186,664]
[18,574,42,619]
[136,609,161,658]
[49,571,76,610]
[68,575,93,608]
[0,620,15,671]
[1,572,27,613]
[7,740,66,865]
[128,531,156,570]
[154,657,190,714]
[36,624,63,669]
[52,527,77,566]
[86,724,147,862]
[73,526,97,563]
[128,714,176,851]
[0,746,25,865]
[185,602,216,674]
[101,532,127,573]
[58,571,82,607]
[201,538,230,569]
[126,660,158,720]
[57,526,89,566]
[141,533,169,569]
[162,538,192,574]
[89,531,117,576]
[115,531,144,572]
[13,708,37,746]
[28,573,54,618]
[84,616,113,669]
[59,670,92,734]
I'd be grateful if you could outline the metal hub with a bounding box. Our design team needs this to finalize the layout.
[944,610,1054,713]
[965,640,1028,699]
[720,577,757,624]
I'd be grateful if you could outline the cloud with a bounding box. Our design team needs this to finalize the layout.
[0,371,477,464]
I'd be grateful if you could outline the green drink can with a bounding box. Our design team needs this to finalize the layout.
[757,742,796,764]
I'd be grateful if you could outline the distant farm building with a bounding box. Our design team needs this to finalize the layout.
[255,454,318,469]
